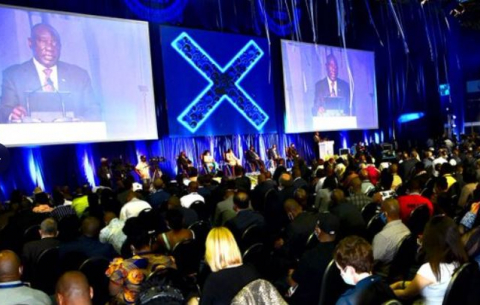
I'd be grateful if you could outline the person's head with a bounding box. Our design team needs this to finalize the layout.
[227,148,232,153]
[140,155,147,162]
[233,191,249,211]
[249,145,254,151]
[56,271,93,305]
[294,188,308,209]
[136,269,186,305]
[29,23,61,68]
[103,211,117,226]
[205,227,242,272]
[349,177,362,193]
[165,209,184,231]
[381,198,400,222]
[331,189,346,205]
[315,213,340,242]
[440,162,454,176]
[389,164,398,175]
[0,250,22,282]
[35,192,50,205]
[334,236,373,285]
[204,150,211,156]
[279,173,293,188]
[272,144,277,150]
[81,216,101,238]
[40,217,58,238]
[422,216,468,281]
[284,199,303,220]
[325,54,338,82]
[234,165,244,177]
[153,178,164,191]
[167,196,181,210]
[187,181,199,193]
[257,173,266,184]
[52,189,66,207]
[435,177,448,193]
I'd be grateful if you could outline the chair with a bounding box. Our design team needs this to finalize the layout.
[407,204,430,237]
[188,220,211,253]
[361,201,379,223]
[23,224,41,244]
[241,224,265,251]
[387,234,418,282]
[172,239,202,276]
[242,243,268,277]
[79,256,111,305]
[318,260,350,305]
[443,262,480,305]
[32,247,60,295]
[190,200,210,221]
[305,231,319,251]
[366,214,386,242]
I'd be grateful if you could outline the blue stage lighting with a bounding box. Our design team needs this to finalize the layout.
[397,112,425,123]
[439,84,450,96]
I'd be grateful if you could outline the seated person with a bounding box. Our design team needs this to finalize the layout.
[107,218,176,304]
[157,209,194,253]
[177,151,192,173]
[268,144,282,167]
[225,148,241,167]
[334,236,396,305]
[201,150,218,174]
[390,216,468,304]
[246,146,265,172]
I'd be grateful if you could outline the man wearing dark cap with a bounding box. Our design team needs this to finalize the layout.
[0,250,51,304]
[287,213,340,305]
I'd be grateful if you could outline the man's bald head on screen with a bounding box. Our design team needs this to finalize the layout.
[29,23,62,68]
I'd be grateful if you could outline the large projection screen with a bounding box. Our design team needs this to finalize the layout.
[281,40,378,133]
[0,5,158,146]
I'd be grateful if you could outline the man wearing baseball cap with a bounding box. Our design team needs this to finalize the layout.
[287,213,340,305]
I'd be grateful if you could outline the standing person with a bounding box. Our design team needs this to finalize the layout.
[0,23,101,123]
[313,132,322,160]
[98,157,112,187]
[201,227,259,304]
[135,155,151,184]
[391,216,468,305]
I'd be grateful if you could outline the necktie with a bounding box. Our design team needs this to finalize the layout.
[43,68,54,92]
[330,81,336,97]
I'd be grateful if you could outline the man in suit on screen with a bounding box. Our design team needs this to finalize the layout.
[312,53,351,116]
[0,23,101,123]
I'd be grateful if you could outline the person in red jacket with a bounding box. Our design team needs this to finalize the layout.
[397,178,434,223]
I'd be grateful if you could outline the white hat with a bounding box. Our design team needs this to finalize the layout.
[132,182,142,192]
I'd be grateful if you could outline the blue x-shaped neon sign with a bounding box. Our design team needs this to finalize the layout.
[171,32,269,133]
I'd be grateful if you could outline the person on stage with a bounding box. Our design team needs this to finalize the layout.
[202,150,218,174]
[312,53,351,116]
[0,23,101,123]
[98,157,112,187]
[135,155,151,184]
[267,144,281,168]
[177,151,193,174]
[225,148,241,167]
[246,145,265,172]
[313,132,322,160]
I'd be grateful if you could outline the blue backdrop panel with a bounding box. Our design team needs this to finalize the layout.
[161,26,277,137]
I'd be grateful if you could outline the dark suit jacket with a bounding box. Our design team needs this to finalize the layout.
[312,77,351,116]
[22,237,60,282]
[268,148,280,160]
[0,60,101,123]
[225,210,265,241]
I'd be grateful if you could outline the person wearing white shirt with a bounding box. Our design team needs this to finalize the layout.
[180,181,205,208]
[119,192,151,221]
[135,155,151,184]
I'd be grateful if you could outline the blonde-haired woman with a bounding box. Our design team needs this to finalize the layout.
[200,227,259,305]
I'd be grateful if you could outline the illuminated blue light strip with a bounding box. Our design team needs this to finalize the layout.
[171,32,269,133]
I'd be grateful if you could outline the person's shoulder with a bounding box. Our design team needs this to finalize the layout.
[3,60,34,75]
[57,61,89,77]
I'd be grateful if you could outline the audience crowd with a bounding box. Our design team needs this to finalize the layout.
[2,134,480,304]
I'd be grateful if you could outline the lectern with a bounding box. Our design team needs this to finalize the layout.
[319,141,335,160]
